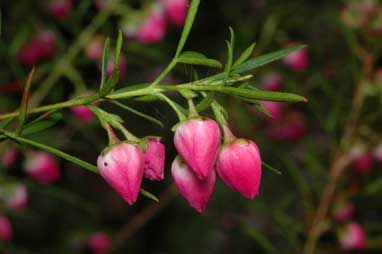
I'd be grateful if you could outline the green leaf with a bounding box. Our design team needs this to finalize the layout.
[112,83,150,95]
[157,94,187,123]
[262,161,282,175]
[223,27,235,83]
[88,105,124,129]
[233,43,256,68]
[100,37,111,91]
[232,45,306,74]
[0,129,98,173]
[175,0,201,57]
[109,100,164,128]
[0,118,13,129]
[114,30,123,67]
[177,51,222,68]
[140,188,159,202]
[99,69,120,97]
[22,112,62,136]
[16,67,35,135]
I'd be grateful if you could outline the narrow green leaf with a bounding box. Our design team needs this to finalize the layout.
[140,188,159,202]
[16,67,35,135]
[233,45,306,74]
[112,83,150,95]
[0,129,98,173]
[177,51,222,68]
[247,227,277,254]
[223,27,235,83]
[99,69,120,97]
[100,37,111,91]
[114,30,123,67]
[23,112,62,136]
[110,100,164,128]
[175,0,201,57]
[0,118,13,129]
[157,94,187,122]
[233,43,256,68]
[262,161,282,175]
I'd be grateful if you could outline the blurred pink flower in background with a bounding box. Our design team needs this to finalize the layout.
[134,7,167,44]
[283,47,309,71]
[0,216,13,242]
[3,184,28,211]
[349,147,373,174]
[85,35,105,61]
[25,152,60,183]
[339,222,367,250]
[87,231,111,252]
[162,0,189,26]
[1,147,18,168]
[18,30,56,66]
[266,110,306,141]
[47,0,72,19]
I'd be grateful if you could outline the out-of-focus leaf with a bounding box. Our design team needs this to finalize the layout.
[177,51,222,68]
[16,67,35,135]
[233,43,256,68]
[140,188,159,202]
[262,161,282,175]
[175,0,201,57]
[232,45,306,74]
[22,112,62,136]
[99,37,110,91]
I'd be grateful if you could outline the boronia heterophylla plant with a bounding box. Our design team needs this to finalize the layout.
[0,0,307,212]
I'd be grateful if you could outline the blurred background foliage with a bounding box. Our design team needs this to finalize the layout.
[0,0,382,253]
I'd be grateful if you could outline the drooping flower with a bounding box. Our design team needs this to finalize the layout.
[134,7,167,44]
[85,35,105,61]
[18,30,56,66]
[162,0,189,26]
[339,222,367,250]
[216,126,262,199]
[25,152,60,183]
[0,216,12,242]
[174,118,221,180]
[171,157,215,212]
[333,199,355,222]
[69,92,99,123]
[87,231,111,252]
[97,142,144,205]
[1,147,18,168]
[283,47,309,71]
[143,137,166,181]
[2,184,28,211]
[349,147,373,174]
[47,0,72,19]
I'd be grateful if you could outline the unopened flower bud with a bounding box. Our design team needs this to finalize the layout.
[143,138,166,181]
[25,152,60,183]
[0,216,12,242]
[283,47,309,71]
[216,127,262,199]
[174,118,221,180]
[162,0,189,26]
[1,184,28,211]
[134,7,167,44]
[47,0,72,19]
[97,142,144,205]
[1,147,18,168]
[349,147,373,174]
[87,231,111,252]
[339,222,367,250]
[171,157,215,212]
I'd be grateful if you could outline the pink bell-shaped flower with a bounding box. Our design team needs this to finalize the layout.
[47,0,72,19]
[0,216,12,242]
[25,152,60,183]
[135,7,167,44]
[266,110,306,141]
[3,184,28,211]
[333,199,355,222]
[97,142,144,205]
[339,222,367,250]
[87,231,111,252]
[349,147,373,174]
[171,157,216,213]
[19,30,56,66]
[283,47,309,71]
[1,147,18,168]
[162,0,189,26]
[174,118,221,180]
[216,126,262,199]
[143,138,166,181]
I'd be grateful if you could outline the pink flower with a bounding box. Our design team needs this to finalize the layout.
[171,157,215,212]
[1,147,18,168]
[87,232,111,252]
[85,35,105,61]
[25,152,60,183]
[4,184,28,211]
[47,0,72,19]
[97,142,144,205]
[143,138,166,181]
[333,200,355,222]
[69,92,99,123]
[259,101,283,122]
[162,0,189,26]
[19,30,56,66]
[134,7,167,44]
[174,118,221,180]
[349,148,373,174]
[283,47,309,71]
[259,73,282,91]
[339,222,367,250]
[266,110,306,141]
[0,216,12,242]
[216,127,262,199]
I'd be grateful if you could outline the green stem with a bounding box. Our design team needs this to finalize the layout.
[157,93,187,122]
[150,59,177,87]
